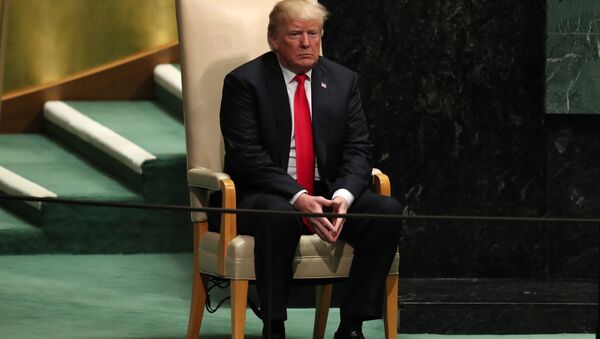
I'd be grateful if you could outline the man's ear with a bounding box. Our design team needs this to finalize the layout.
[267,34,279,51]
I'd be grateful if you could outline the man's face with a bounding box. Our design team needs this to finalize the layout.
[269,18,322,74]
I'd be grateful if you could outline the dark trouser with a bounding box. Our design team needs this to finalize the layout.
[232,185,402,323]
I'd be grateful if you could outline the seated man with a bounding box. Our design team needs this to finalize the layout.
[214,0,402,338]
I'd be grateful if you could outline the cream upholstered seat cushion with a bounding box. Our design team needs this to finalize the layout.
[199,232,400,280]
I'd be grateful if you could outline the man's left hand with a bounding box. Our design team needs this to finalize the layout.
[331,196,349,241]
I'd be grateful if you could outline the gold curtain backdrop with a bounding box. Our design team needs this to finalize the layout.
[2,0,178,93]
[0,0,8,121]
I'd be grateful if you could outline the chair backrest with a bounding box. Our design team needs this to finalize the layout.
[176,0,279,173]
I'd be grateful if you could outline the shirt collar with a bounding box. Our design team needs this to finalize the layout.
[278,62,312,84]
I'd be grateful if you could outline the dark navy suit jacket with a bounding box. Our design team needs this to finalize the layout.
[219,51,373,202]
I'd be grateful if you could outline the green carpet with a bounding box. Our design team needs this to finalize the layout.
[0,133,191,253]
[0,134,140,201]
[64,101,185,158]
[0,254,594,338]
[0,208,38,233]
[0,132,191,253]
[50,100,189,205]
[0,208,45,253]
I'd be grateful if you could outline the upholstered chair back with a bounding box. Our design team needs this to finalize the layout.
[177,0,279,172]
[176,0,280,221]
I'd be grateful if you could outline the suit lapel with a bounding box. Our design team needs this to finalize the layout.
[262,54,331,173]
[264,53,292,168]
[311,59,330,177]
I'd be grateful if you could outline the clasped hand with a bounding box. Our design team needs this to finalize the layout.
[292,193,348,243]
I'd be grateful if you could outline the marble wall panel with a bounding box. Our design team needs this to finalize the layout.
[546,118,600,279]
[319,0,598,278]
[546,0,600,114]
[321,0,546,216]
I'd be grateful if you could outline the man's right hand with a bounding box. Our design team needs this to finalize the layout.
[292,193,336,242]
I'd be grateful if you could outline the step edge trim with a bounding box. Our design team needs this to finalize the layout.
[0,166,57,209]
[154,64,182,99]
[43,101,157,174]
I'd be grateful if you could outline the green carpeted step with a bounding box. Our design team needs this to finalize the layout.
[0,207,46,253]
[0,133,140,226]
[45,100,188,205]
[0,133,140,239]
[0,134,190,253]
[39,101,191,253]
[64,101,185,159]
[0,134,140,201]
[154,64,183,118]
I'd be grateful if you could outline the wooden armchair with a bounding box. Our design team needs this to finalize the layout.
[176,1,399,338]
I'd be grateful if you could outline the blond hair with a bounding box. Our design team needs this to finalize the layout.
[268,0,329,37]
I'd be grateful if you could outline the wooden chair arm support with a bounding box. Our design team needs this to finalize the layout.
[372,171,391,197]
[187,167,237,276]
[218,178,237,276]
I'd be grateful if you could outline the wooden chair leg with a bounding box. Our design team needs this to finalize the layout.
[313,283,333,339]
[384,274,398,339]
[187,272,208,339]
[231,279,249,339]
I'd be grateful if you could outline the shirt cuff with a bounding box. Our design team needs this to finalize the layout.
[332,188,354,207]
[290,189,308,205]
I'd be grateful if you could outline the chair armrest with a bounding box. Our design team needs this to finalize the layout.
[187,167,230,190]
[372,168,391,197]
[188,167,237,276]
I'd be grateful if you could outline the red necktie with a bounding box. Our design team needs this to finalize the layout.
[293,74,315,231]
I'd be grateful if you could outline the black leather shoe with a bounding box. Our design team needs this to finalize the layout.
[262,321,285,339]
[333,329,365,339]
[262,330,285,339]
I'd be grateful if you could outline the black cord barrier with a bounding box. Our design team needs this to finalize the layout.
[1,193,599,224]
[2,193,598,325]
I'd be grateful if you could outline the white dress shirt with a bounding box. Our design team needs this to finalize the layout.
[278,64,354,206]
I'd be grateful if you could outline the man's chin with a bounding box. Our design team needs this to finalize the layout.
[294,59,317,70]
